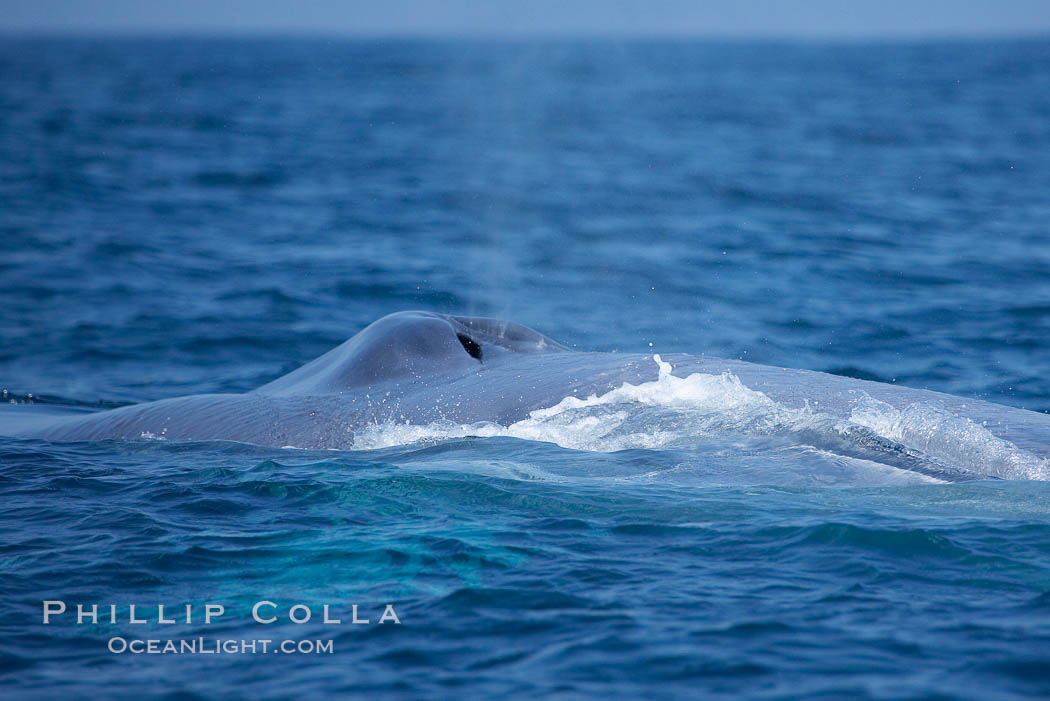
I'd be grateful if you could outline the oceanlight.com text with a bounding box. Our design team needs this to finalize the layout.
[107,637,335,655]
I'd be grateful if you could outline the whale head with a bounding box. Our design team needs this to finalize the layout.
[255,311,568,395]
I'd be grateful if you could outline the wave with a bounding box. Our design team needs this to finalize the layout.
[349,356,1050,482]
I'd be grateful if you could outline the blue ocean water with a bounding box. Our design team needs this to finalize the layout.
[2,36,1050,698]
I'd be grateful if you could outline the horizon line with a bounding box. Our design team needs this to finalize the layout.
[3,27,1050,43]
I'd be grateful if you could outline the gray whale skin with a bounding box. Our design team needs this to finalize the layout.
[6,311,1049,479]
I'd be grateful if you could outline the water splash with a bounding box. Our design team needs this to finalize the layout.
[849,394,1050,480]
[350,355,1049,481]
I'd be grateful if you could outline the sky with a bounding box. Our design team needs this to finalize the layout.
[3,0,1050,39]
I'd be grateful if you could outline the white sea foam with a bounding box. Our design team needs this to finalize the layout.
[351,355,807,452]
[350,355,1050,480]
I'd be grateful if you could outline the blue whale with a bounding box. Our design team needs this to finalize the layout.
[4,311,1049,481]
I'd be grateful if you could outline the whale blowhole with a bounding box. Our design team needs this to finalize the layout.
[456,333,483,362]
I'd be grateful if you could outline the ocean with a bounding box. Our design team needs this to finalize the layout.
[2,36,1050,699]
